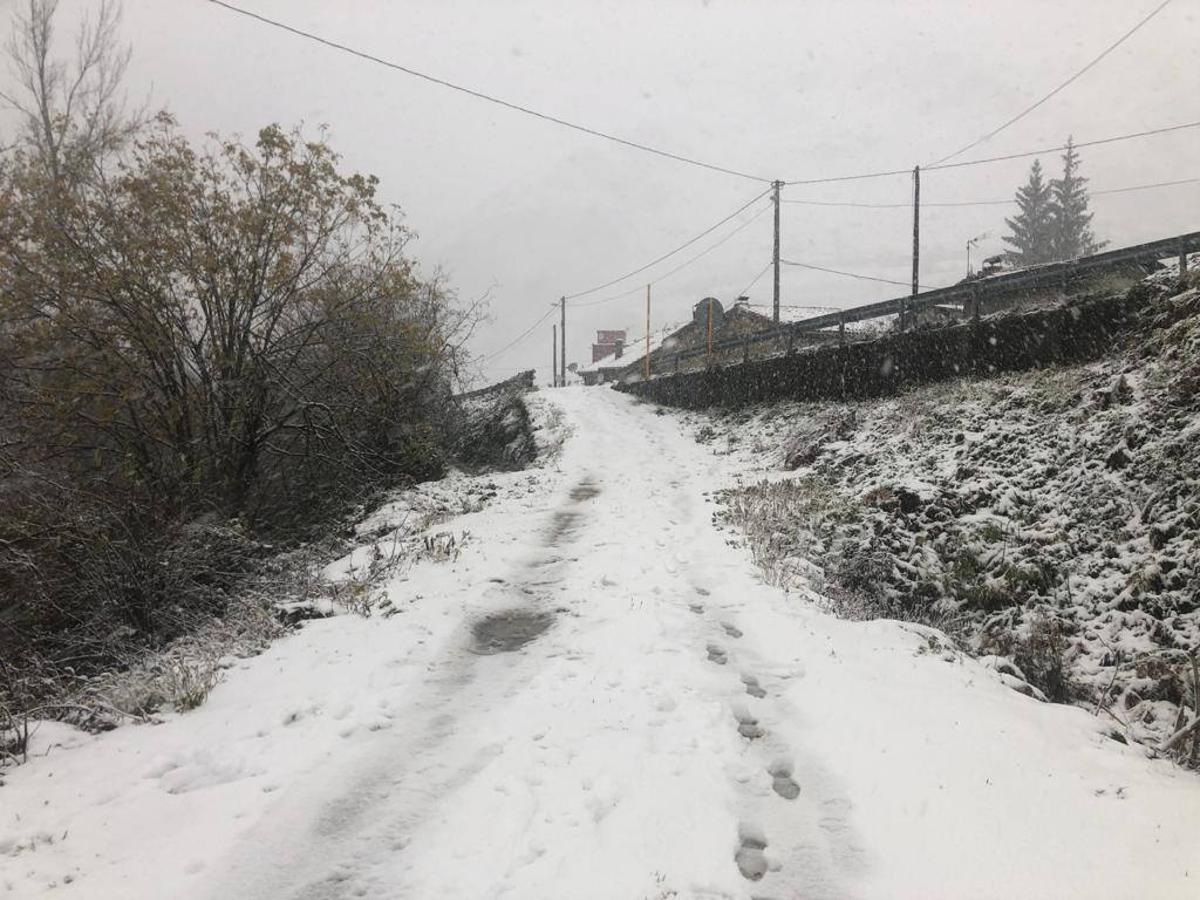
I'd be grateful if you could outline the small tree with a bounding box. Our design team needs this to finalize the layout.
[0,0,143,185]
[1050,136,1105,260]
[1002,159,1055,267]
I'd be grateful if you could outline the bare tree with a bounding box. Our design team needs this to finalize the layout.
[1,0,143,181]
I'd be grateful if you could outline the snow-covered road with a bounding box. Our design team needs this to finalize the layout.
[4,387,1200,899]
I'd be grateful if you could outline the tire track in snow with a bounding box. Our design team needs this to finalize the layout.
[195,474,606,900]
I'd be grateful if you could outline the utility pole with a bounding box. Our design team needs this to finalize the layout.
[909,165,920,331]
[644,284,651,380]
[772,180,783,324]
[552,324,558,387]
[560,296,566,387]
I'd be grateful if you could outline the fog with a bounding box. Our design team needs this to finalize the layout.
[3,0,1196,382]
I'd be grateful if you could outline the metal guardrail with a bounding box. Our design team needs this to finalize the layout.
[660,230,1200,368]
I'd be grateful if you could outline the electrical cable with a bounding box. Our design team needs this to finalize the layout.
[563,187,771,301]
[480,196,770,359]
[930,0,1176,165]
[204,0,774,183]
[929,122,1200,173]
[573,202,772,308]
[479,306,556,362]
[784,120,1200,186]
[204,2,1193,197]
[482,200,769,357]
[781,258,932,290]
[782,175,1200,209]
[735,261,773,299]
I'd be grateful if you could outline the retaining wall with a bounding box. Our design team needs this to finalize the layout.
[614,289,1148,409]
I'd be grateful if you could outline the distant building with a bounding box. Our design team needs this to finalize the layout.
[578,296,843,385]
[591,329,627,363]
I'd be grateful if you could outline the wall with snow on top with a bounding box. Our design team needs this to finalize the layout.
[617,287,1150,409]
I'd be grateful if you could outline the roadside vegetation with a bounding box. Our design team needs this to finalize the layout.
[0,1,521,757]
[702,264,1200,762]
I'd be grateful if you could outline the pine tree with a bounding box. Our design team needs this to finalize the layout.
[1050,137,1106,260]
[1002,159,1055,266]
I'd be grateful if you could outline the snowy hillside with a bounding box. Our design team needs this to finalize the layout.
[688,271,1200,752]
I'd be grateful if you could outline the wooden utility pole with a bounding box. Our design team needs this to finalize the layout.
[909,165,920,331]
[552,324,558,387]
[772,180,783,324]
[559,296,566,387]
[644,284,652,380]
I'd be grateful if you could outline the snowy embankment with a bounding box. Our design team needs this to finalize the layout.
[3,388,1200,899]
[691,270,1200,752]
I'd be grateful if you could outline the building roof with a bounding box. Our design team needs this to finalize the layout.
[738,302,842,325]
[579,320,689,374]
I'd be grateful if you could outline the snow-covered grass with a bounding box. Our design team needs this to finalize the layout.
[687,271,1200,754]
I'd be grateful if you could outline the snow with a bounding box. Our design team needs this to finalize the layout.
[690,277,1200,750]
[3,387,1200,899]
[739,302,839,326]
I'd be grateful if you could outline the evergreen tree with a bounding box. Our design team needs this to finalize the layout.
[1002,159,1055,266]
[1050,136,1105,260]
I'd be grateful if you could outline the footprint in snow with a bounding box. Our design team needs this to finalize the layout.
[735,825,770,881]
[735,711,765,740]
[706,644,728,665]
[741,673,767,698]
[722,622,743,639]
[690,603,705,614]
[768,762,800,800]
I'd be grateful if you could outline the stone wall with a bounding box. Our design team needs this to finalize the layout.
[615,288,1148,409]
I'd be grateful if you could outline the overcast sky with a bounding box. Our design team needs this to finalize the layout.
[3,0,1197,383]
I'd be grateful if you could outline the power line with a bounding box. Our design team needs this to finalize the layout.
[573,202,772,308]
[564,187,772,301]
[930,122,1200,173]
[781,258,933,290]
[1091,176,1200,198]
[203,0,773,184]
[482,165,1195,361]
[931,0,1176,166]
[495,202,770,363]
[784,120,1200,186]
[205,0,1192,199]
[782,176,1200,209]
[736,261,773,298]
[480,306,556,362]
[480,195,770,360]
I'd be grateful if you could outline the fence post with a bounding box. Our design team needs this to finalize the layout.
[743,335,751,363]
[971,284,981,321]
[1180,238,1189,276]
[838,313,846,346]
[786,329,795,355]
[675,353,681,373]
